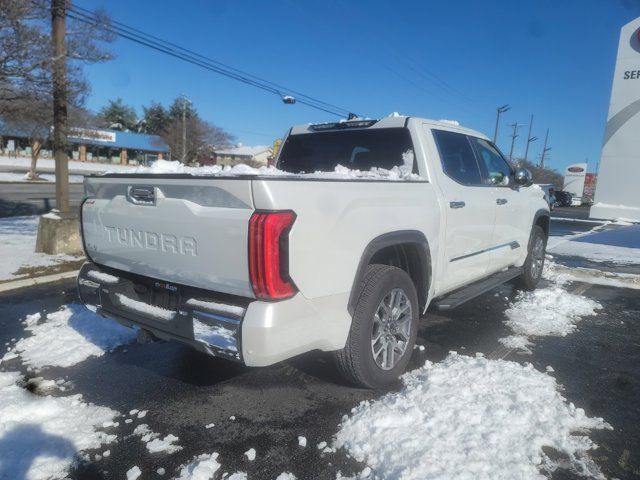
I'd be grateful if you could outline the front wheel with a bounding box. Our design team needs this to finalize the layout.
[515,225,547,291]
[334,264,419,389]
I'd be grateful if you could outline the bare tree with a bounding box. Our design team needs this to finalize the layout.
[0,0,113,177]
[512,158,564,188]
[159,97,234,164]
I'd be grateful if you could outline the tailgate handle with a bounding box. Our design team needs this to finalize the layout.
[128,186,156,205]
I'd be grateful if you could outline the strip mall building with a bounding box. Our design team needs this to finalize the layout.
[0,125,169,165]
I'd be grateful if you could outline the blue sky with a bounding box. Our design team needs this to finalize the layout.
[79,0,639,173]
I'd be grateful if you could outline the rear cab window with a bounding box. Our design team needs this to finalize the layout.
[277,127,416,174]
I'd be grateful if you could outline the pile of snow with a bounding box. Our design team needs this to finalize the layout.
[133,424,182,454]
[122,159,423,181]
[500,285,601,353]
[335,353,609,480]
[0,371,119,480]
[0,216,79,281]
[2,304,136,369]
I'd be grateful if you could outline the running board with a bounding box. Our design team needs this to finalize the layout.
[433,267,523,311]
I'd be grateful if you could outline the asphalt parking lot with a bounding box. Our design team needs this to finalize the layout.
[0,218,638,479]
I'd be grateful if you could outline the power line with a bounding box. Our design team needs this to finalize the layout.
[70,4,352,116]
[66,5,355,117]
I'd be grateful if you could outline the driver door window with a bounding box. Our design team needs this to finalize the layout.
[470,137,512,186]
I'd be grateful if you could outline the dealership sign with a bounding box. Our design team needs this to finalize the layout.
[68,128,116,143]
[590,17,640,222]
[563,163,588,198]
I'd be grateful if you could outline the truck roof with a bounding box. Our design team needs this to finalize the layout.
[290,115,489,140]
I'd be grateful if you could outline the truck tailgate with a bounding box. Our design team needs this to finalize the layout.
[82,176,255,298]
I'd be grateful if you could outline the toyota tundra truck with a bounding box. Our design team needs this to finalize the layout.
[77,116,549,388]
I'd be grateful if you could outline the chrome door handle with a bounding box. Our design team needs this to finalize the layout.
[496,198,508,205]
[449,201,466,209]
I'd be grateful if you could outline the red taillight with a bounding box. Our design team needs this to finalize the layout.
[249,211,297,300]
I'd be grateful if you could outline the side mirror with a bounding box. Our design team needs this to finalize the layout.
[514,168,533,187]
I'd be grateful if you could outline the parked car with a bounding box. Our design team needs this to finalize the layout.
[538,184,556,210]
[77,116,549,388]
[554,190,573,207]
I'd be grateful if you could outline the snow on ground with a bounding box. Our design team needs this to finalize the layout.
[127,159,423,181]
[544,258,640,290]
[0,216,79,281]
[175,453,222,480]
[548,237,640,265]
[275,473,297,480]
[2,304,136,369]
[126,465,142,480]
[0,155,137,174]
[0,172,85,183]
[0,370,119,480]
[547,224,640,265]
[132,424,182,454]
[335,352,610,480]
[499,285,601,354]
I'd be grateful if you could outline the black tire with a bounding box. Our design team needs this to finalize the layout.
[514,225,547,291]
[334,264,419,389]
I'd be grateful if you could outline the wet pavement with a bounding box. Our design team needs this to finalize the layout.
[0,220,639,479]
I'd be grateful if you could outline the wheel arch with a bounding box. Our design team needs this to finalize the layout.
[348,230,432,315]
[533,209,550,237]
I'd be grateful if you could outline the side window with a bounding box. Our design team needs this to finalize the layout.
[432,129,483,185]
[470,137,512,186]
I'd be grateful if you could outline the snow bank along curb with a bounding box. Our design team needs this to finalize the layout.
[0,269,80,293]
[546,261,640,290]
[335,353,610,480]
[0,215,82,282]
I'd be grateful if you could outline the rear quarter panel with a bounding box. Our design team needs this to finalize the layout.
[251,179,440,300]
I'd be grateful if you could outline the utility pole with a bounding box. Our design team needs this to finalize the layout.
[539,128,551,168]
[181,95,188,163]
[493,104,510,143]
[508,121,523,161]
[52,0,69,215]
[523,114,538,162]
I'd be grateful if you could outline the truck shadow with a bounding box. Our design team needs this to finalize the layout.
[0,424,76,480]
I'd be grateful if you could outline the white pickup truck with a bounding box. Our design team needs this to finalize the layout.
[77,116,549,388]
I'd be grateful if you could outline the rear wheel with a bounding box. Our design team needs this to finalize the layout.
[515,225,546,291]
[334,264,418,389]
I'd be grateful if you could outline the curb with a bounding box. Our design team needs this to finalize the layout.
[550,264,640,290]
[0,270,79,293]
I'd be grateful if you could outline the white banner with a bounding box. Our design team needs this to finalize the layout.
[563,163,587,197]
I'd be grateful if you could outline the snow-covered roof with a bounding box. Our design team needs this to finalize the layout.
[215,145,271,157]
